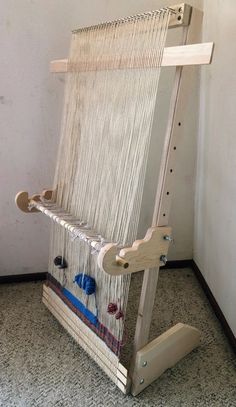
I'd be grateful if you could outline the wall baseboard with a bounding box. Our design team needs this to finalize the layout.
[162,259,192,269]
[0,261,191,283]
[191,260,236,354]
[0,272,47,284]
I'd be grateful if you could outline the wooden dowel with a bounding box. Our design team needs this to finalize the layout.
[116,257,129,269]
[50,59,68,73]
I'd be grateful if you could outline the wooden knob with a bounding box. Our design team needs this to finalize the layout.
[15,191,39,213]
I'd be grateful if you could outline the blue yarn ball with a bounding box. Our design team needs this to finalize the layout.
[74,273,96,296]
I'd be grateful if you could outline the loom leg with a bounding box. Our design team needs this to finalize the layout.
[131,323,200,396]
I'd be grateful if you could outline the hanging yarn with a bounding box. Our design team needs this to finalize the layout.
[107,303,124,319]
[74,274,96,296]
[53,255,68,269]
[48,8,171,354]
[115,310,124,320]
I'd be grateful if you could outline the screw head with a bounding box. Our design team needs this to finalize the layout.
[140,378,144,384]
[142,361,147,367]
[164,235,173,242]
[160,255,167,265]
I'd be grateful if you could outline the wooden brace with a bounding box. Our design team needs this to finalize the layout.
[97,226,172,276]
[15,189,53,213]
[131,323,201,395]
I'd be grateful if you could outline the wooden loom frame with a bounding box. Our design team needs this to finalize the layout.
[15,4,214,396]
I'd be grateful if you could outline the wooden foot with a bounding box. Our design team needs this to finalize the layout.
[131,323,200,396]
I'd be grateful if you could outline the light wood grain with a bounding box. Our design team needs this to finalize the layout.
[50,42,213,73]
[162,42,213,66]
[131,323,200,395]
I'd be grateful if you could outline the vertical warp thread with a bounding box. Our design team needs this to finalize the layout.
[49,9,171,354]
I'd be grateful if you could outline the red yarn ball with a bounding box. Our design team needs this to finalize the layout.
[107,303,117,314]
[115,310,124,320]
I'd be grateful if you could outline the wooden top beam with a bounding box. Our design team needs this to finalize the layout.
[71,4,192,33]
[50,42,214,73]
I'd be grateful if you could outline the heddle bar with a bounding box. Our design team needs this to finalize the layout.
[15,191,172,274]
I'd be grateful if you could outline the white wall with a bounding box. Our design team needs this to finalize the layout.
[0,0,203,277]
[194,0,236,336]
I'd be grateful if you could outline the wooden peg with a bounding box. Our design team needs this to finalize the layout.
[116,257,129,269]
[15,189,54,213]
[42,189,53,200]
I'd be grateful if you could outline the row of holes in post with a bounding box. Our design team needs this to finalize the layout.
[177,6,183,22]
[162,122,181,218]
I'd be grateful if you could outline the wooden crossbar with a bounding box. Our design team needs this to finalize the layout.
[50,43,213,73]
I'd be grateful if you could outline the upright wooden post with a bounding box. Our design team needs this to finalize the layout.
[132,6,203,361]
[132,33,188,356]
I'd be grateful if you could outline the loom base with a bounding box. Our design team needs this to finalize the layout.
[43,285,200,396]
[42,284,130,394]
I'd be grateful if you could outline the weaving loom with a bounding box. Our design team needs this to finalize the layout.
[16,4,214,395]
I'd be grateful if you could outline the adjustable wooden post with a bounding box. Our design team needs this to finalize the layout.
[130,7,205,395]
